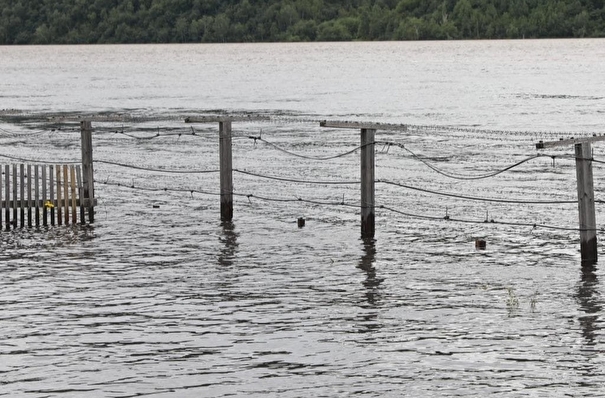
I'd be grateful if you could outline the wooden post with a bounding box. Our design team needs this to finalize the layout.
[81,121,95,223]
[575,142,597,263]
[219,121,233,222]
[361,128,376,239]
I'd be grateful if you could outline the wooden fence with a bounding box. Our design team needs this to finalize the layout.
[0,120,96,229]
[0,164,92,229]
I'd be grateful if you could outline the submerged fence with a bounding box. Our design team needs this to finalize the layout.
[0,164,88,228]
[0,113,602,264]
[0,120,96,229]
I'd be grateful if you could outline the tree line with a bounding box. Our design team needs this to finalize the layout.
[1,0,604,44]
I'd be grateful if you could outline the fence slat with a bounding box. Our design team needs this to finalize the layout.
[12,165,17,228]
[34,165,40,227]
[76,165,84,224]
[63,165,69,225]
[20,164,25,228]
[5,165,9,230]
[27,164,32,227]
[49,165,55,225]
[56,165,62,226]
[70,166,76,223]
[0,165,2,229]
[43,165,48,226]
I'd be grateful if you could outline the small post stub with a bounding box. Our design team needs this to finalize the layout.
[361,128,376,239]
[575,142,597,263]
[219,121,233,222]
[80,120,95,223]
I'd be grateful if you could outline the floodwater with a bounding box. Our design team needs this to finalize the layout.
[1,40,605,397]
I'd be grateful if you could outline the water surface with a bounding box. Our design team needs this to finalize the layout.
[1,40,605,397]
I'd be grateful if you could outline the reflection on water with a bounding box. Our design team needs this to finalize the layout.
[217,221,238,266]
[576,262,602,386]
[357,238,382,308]
[355,238,384,335]
[3,40,605,397]
[577,263,601,346]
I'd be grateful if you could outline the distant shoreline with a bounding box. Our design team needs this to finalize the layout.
[1,0,603,45]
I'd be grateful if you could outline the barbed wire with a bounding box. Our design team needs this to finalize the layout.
[96,179,220,197]
[379,205,590,232]
[404,123,601,139]
[394,144,548,180]
[233,169,360,185]
[0,153,80,164]
[378,179,580,205]
[94,164,584,206]
[0,126,59,137]
[100,128,207,140]
[96,178,588,232]
[249,136,370,160]
[95,160,219,174]
[5,112,604,136]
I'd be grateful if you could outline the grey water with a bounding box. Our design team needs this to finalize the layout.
[1,40,605,397]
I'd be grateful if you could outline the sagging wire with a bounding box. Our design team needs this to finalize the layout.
[96,179,220,197]
[235,192,360,208]
[378,179,578,205]
[379,205,592,232]
[0,153,80,164]
[98,178,588,233]
[93,125,206,140]
[234,169,360,185]
[0,125,54,137]
[95,160,219,174]
[98,178,359,207]
[247,135,372,160]
[384,141,550,180]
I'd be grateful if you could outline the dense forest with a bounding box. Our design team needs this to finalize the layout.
[1,0,604,44]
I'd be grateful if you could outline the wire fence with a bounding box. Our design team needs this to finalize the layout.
[1,115,603,235]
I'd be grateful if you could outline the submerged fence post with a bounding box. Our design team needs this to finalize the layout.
[575,142,597,263]
[80,120,95,223]
[219,121,233,222]
[360,128,376,239]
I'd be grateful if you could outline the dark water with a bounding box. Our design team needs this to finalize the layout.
[1,40,605,397]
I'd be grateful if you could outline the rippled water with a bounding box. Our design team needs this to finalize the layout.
[1,40,605,397]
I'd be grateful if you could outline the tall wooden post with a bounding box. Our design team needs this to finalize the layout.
[80,121,95,223]
[575,142,597,263]
[219,121,233,222]
[361,128,375,238]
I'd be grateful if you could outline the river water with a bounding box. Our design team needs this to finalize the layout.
[1,40,605,397]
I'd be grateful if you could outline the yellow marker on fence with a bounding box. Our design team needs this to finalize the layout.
[44,201,54,209]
